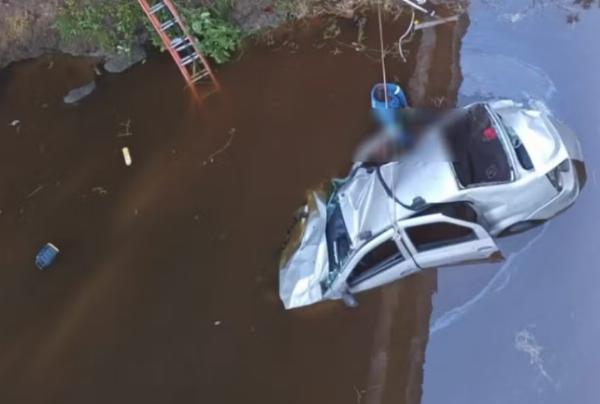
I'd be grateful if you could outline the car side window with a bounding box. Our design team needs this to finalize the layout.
[347,239,404,287]
[406,222,477,252]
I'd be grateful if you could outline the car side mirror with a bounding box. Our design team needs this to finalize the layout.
[341,288,359,308]
[411,196,427,210]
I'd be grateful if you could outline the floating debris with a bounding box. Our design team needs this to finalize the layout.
[36,243,60,270]
[91,187,108,196]
[63,81,96,104]
[515,328,553,382]
[122,147,132,166]
[202,128,236,166]
[117,119,133,137]
[26,185,44,199]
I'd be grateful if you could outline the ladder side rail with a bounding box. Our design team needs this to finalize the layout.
[137,0,195,84]
[160,0,218,85]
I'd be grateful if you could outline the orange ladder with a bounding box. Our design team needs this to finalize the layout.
[138,0,218,88]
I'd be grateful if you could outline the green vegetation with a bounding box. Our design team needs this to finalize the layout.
[56,0,242,64]
[186,9,242,64]
[55,0,145,54]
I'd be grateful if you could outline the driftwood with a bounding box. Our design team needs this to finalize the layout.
[414,15,460,31]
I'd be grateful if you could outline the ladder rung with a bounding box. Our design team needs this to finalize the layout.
[191,70,210,82]
[149,2,166,14]
[180,53,200,66]
[170,37,185,47]
[160,19,177,31]
[174,41,193,52]
[137,0,216,88]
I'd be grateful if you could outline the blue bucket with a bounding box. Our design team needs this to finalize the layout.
[371,83,408,128]
[370,83,411,146]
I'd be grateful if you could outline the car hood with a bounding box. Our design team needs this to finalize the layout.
[546,115,584,162]
[279,193,329,309]
[491,101,572,171]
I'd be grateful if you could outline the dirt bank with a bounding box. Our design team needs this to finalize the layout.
[0,0,467,70]
[0,0,285,70]
[0,0,65,69]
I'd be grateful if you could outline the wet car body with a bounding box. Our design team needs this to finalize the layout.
[279,100,585,310]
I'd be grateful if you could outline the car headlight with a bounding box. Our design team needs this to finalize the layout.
[546,159,569,192]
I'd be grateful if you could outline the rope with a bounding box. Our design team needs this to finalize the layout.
[377,1,388,109]
[376,1,403,236]
[398,8,415,63]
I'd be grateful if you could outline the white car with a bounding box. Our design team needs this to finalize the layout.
[279,100,586,309]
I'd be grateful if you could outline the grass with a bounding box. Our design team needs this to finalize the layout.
[56,0,242,63]
[55,0,145,54]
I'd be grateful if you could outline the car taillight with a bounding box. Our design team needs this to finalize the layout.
[573,160,587,189]
[546,159,569,191]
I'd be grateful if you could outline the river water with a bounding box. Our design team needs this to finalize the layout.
[424,1,600,404]
[0,1,598,403]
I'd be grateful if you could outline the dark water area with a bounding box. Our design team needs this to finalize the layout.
[0,12,466,404]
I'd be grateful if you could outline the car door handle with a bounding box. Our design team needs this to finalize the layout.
[478,246,494,252]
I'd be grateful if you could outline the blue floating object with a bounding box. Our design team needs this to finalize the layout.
[36,243,60,270]
[371,83,408,126]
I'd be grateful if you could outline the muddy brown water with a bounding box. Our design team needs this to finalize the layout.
[0,13,467,404]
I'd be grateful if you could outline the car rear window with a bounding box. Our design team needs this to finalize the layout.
[445,104,512,187]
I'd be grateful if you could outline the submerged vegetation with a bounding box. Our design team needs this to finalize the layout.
[55,0,242,63]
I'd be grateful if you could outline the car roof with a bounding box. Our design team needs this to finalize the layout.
[337,132,461,246]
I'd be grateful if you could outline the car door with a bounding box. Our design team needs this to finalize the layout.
[343,230,420,294]
[397,213,499,269]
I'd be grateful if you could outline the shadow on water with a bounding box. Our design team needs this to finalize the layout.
[0,9,469,404]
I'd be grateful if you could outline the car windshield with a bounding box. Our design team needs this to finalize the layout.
[496,114,534,170]
[325,204,351,270]
[321,189,352,290]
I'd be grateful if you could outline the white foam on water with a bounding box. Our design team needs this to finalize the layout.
[515,327,553,382]
[430,224,549,336]
[460,51,557,103]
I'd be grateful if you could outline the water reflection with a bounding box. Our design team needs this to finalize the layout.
[424,2,600,403]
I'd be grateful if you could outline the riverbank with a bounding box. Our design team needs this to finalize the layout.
[0,0,466,70]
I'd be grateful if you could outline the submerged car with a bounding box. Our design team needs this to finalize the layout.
[279,100,586,309]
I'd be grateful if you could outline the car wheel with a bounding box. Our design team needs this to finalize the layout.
[498,220,544,237]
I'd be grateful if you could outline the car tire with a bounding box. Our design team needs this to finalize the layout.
[498,220,544,237]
